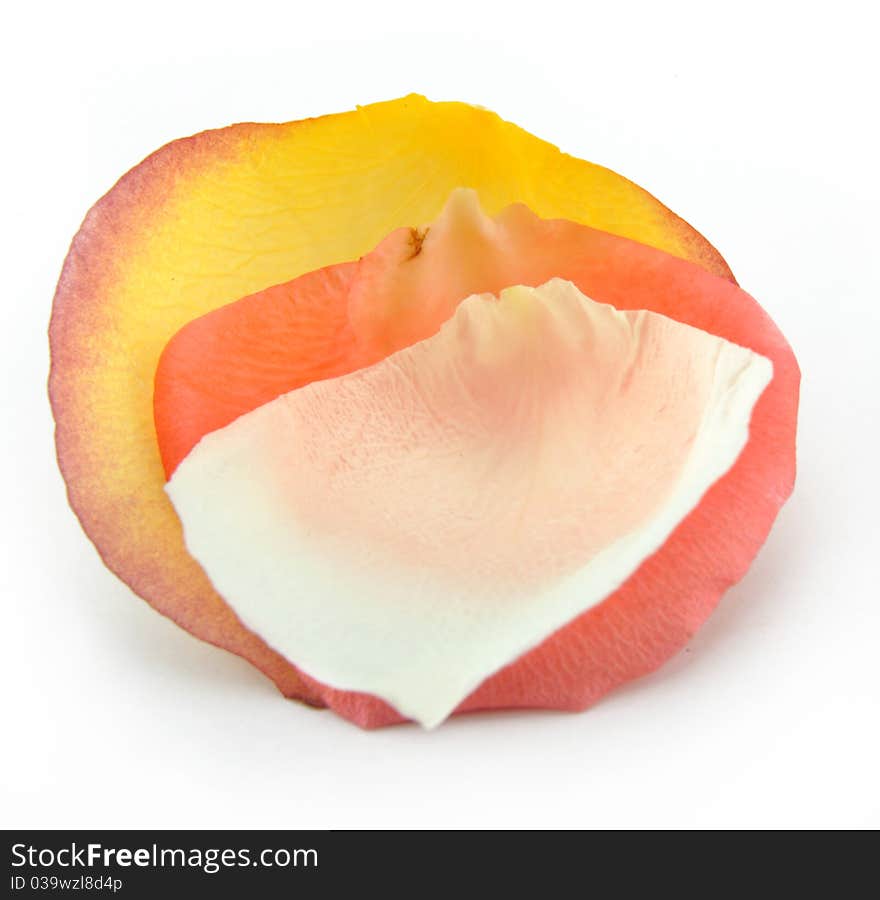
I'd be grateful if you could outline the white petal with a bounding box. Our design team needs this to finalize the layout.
[166,279,772,728]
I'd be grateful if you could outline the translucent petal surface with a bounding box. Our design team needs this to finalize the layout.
[166,280,772,727]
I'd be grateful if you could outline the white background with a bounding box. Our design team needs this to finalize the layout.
[2,1,878,829]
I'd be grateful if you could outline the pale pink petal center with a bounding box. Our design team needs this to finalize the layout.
[166,279,772,727]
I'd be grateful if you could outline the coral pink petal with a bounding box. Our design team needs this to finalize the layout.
[156,193,799,728]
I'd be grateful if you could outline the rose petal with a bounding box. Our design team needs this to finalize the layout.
[50,97,731,706]
[166,279,771,728]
